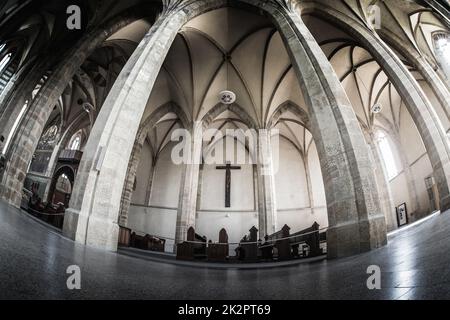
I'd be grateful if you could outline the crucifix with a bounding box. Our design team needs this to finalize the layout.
[216,162,241,208]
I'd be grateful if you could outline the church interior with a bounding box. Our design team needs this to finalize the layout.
[0,0,450,301]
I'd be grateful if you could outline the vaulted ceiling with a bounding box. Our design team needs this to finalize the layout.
[41,19,152,151]
[1,0,448,156]
[142,7,309,156]
[143,7,307,130]
[303,13,448,140]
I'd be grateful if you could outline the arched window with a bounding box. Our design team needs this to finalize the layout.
[434,32,450,59]
[68,130,83,151]
[0,52,12,74]
[376,131,398,180]
[2,100,28,154]
[433,32,450,81]
[70,136,81,150]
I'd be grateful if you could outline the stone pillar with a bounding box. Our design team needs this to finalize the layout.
[61,9,183,251]
[257,129,277,237]
[175,122,202,245]
[265,4,387,258]
[118,141,144,227]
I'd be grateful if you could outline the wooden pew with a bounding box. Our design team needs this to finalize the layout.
[176,227,207,260]
[259,235,274,261]
[236,226,259,262]
[130,232,166,252]
[207,228,229,262]
[262,222,323,260]
[289,222,321,257]
[265,224,291,261]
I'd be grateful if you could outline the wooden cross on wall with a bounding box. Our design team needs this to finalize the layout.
[216,162,241,208]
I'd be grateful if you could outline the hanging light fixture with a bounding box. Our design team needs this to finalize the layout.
[218,51,236,105]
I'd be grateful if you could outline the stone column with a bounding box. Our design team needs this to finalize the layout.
[257,129,277,237]
[61,9,184,251]
[175,122,202,245]
[118,141,144,227]
[262,3,387,258]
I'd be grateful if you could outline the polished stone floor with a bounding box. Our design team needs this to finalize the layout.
[1,201,450,300]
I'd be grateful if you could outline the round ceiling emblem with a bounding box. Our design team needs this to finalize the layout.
[219,90,236,105]
[371,103,382,114]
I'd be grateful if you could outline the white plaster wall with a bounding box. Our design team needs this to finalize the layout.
[386,107,435,222]
[127,205,177,252]
[200,163,255,210]
[272,138,329,232]
[389,157,434,222]
[197,137,256,245]
[389,173,411,210]
[277,207,328,232]
[200,137,255,211]
[399,107,427,165]
[274,138,309,209]
[127,142,183,252]
[149,142,183,208]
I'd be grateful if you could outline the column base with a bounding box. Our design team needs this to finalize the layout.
[440,194,450,213]
[62,207,120,252]
[62,207,80,240]
[327,215,387,259]
[0,184,22,209]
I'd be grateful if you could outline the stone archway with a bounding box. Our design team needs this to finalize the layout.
[118,101,190,227]
[62,0,387,258]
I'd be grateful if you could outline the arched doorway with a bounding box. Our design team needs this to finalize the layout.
[48,166,75,208]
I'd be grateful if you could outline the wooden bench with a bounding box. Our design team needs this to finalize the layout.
[207,228,229,262]
[176,227,207,260]
[265,224,291,261]
[262,222,324,260]
[236,226,259,262]
[289,222,321,258]
[130,232,166,252]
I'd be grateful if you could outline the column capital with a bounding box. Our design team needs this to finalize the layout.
[267,0,301,13]
[162,0,185,15]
